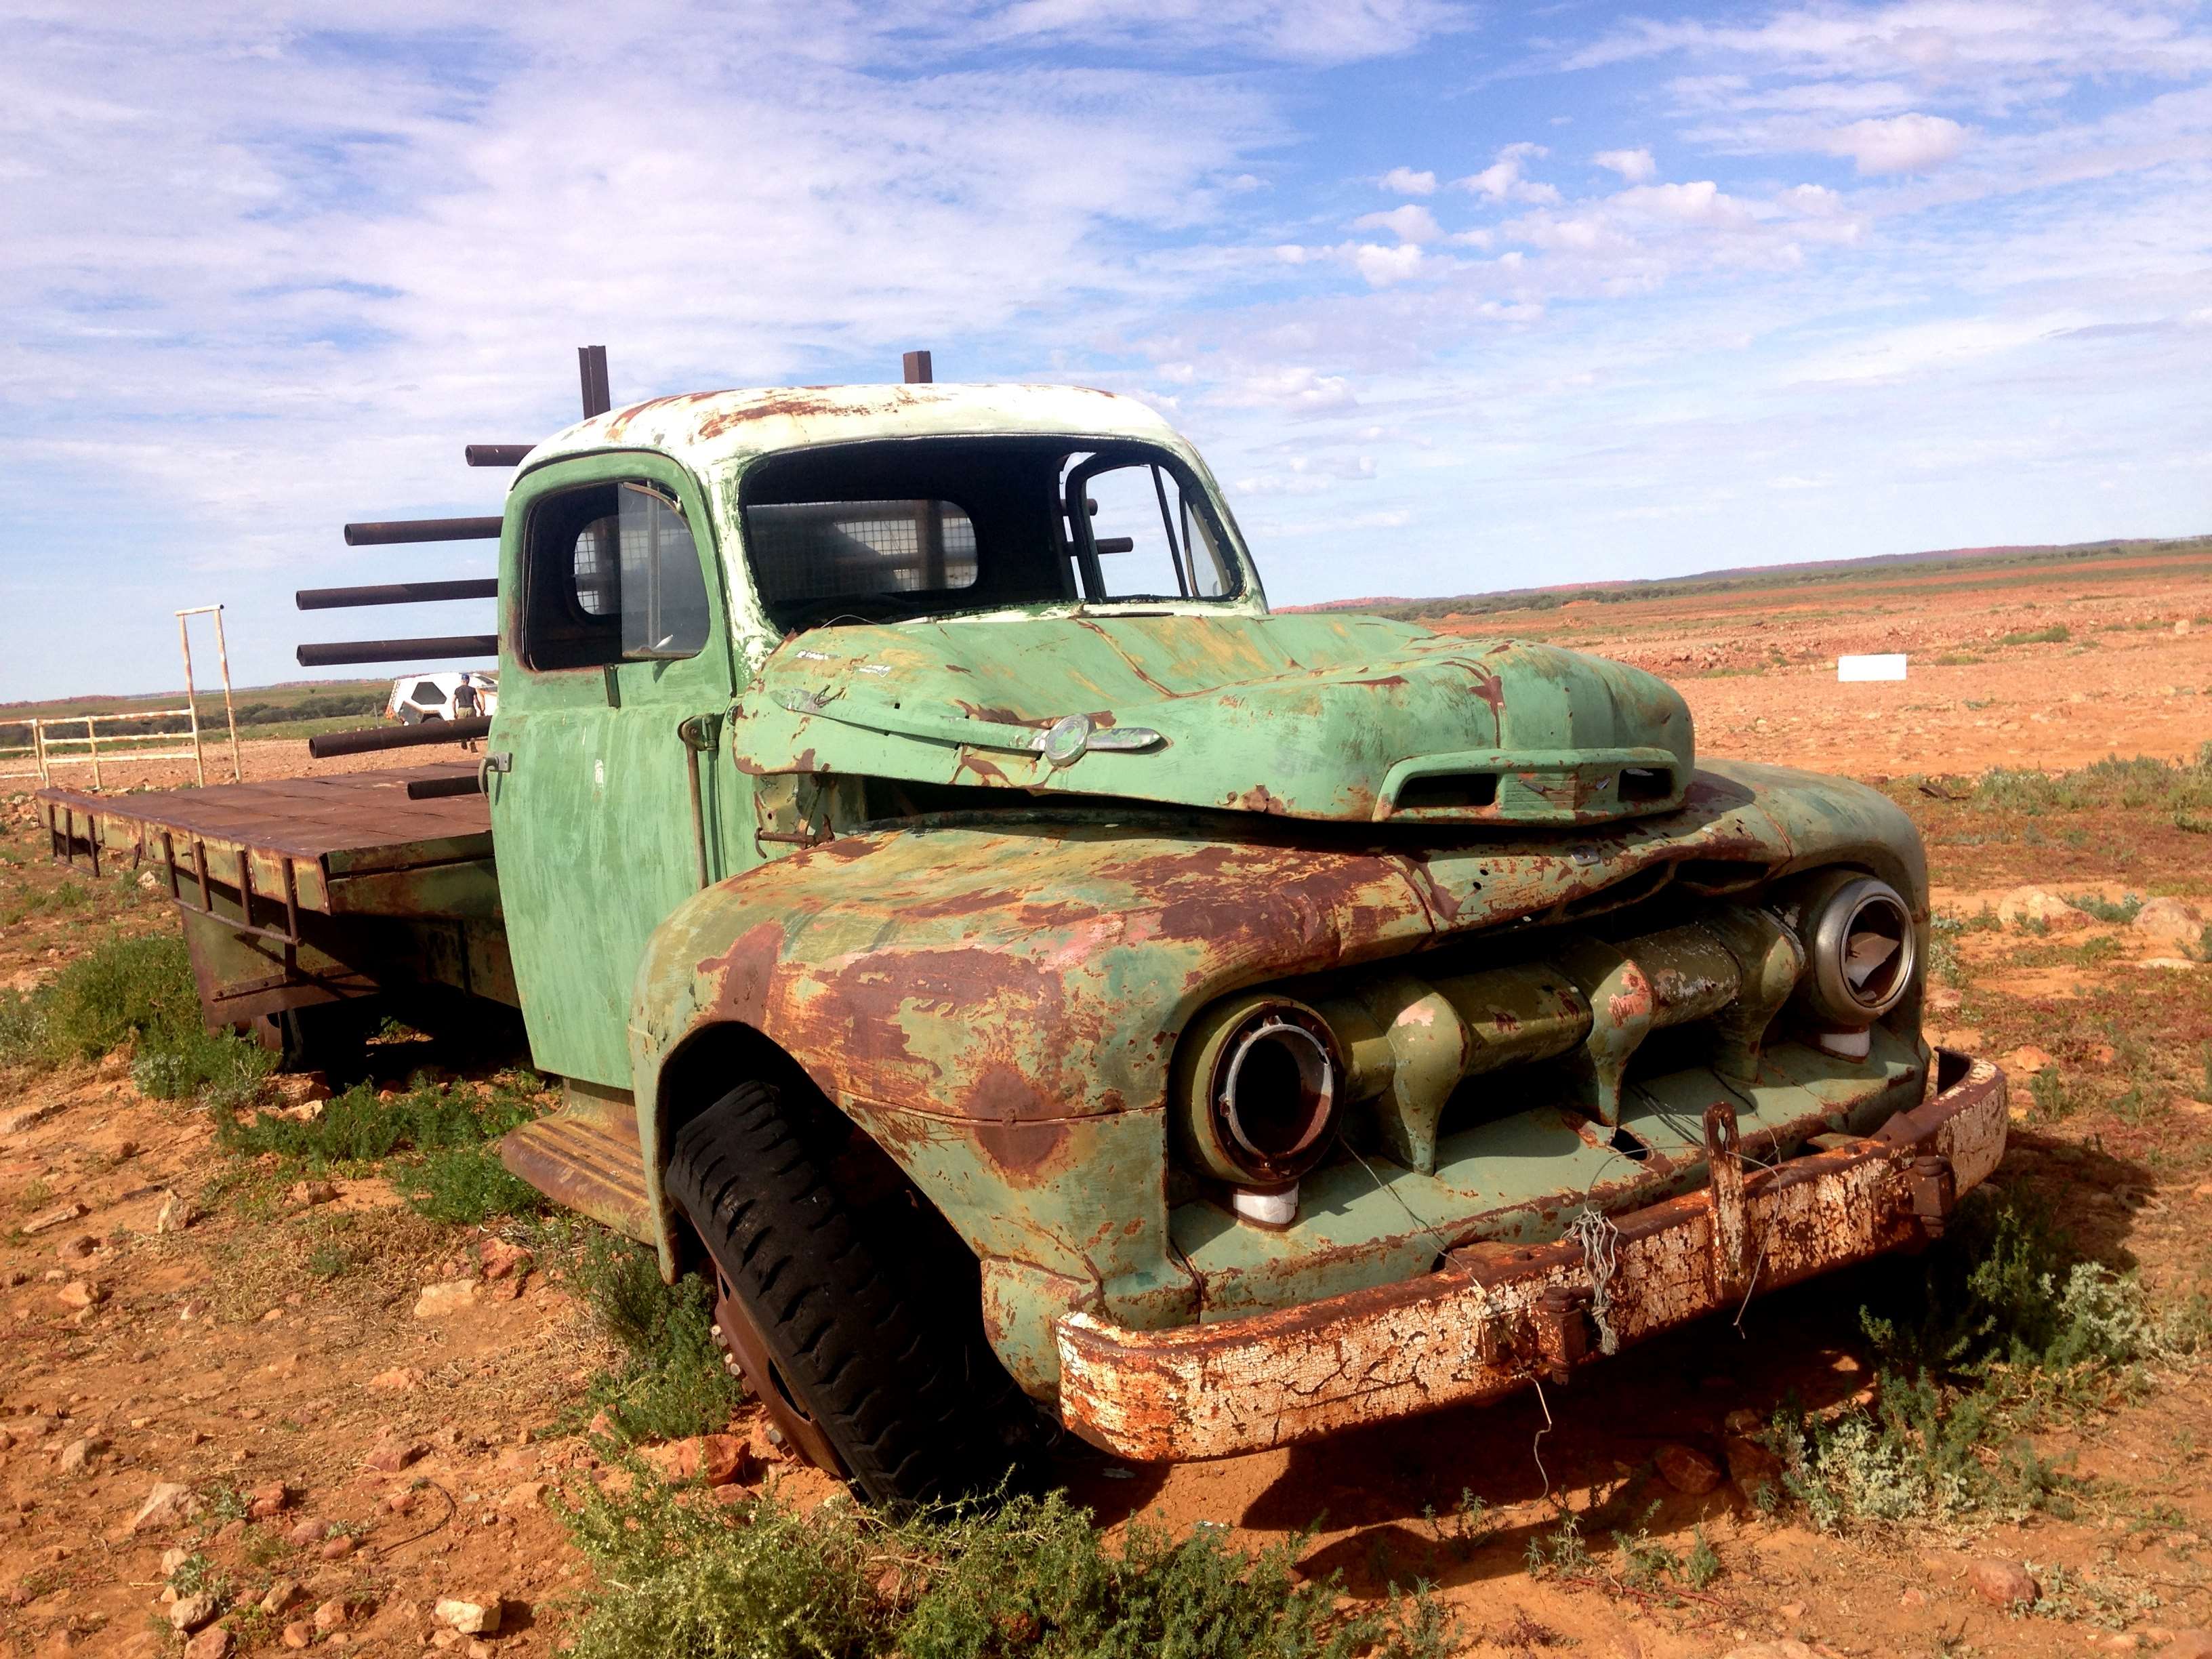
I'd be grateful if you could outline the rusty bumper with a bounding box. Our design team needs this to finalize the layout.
[1056,1048,2005,1462]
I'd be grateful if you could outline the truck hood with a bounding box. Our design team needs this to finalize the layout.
[729,612,1694,827]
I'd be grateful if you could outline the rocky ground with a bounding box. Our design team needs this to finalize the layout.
[3,548,2211,1658]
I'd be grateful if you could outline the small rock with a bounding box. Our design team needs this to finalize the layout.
[1722,1407,1763,1436]
[214,1518,247,1545]
[1899,1586,1931,1607]
[280,1622,311,1651]
[55,1279,106,1310]
[1722,1645,1816,1659]
[1965,1556,2039,1607]
[1653,1441,1723,1496]
[261,1578,302,1616]
[413,1279,480,1319]
[320,1534,357,1560]
[55,1235,99,1265]
[157,1192,197,1233]
[499,1481,548,1510]
[313,1599,350,1633]
[285,1517,332,1546]
[0,1101,68,1135]
[169,1591,220,1632]
[365,1435,426,1473]
[434,1595,503,1636]
[367,1368,426,1392]
[478,1237,533,1281]
[1723,1437,1785,1507]
[161,1547,193,1577]
[2135,897,2207,947]
[1997,886,2090,932]
[184,1628,233,1659]
[24,1200,89,1235]
[131,1481,202,1533]
[2002,1044,2053,1077]
[246,1481,291,1519]
[2167,1633,2212,1659]
[57,1435,106,1473]
[286,1180,337,1209]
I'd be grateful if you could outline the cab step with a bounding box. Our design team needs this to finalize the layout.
[499,1110,653,1244]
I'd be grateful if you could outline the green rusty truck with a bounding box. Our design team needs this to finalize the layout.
[39,371,2005,1507]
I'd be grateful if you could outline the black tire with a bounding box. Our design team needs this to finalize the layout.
[664,1079,1039,1508]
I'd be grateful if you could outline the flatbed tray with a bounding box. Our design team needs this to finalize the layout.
[38,764,494,918]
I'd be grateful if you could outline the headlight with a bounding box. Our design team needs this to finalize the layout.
[1173,994,1345,1189]
[1795,872,1917,1026]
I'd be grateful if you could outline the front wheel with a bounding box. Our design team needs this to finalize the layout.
[663,1079,1040,1507]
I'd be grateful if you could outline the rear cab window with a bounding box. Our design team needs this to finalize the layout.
[735,436,1246,633]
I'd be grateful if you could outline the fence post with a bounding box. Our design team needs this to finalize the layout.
[177,613,205,787]
[211,606,241,782]
[86,716,100,790]
[34,719,47,786]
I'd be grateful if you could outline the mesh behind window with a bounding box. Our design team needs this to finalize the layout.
[746,500,978,605]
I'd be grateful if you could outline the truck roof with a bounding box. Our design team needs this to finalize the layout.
[525,382,1181,476]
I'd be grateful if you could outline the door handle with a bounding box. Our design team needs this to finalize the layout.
[478,750,512,794]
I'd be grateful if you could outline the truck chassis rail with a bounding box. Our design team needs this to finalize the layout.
[1057,1048,2005,1462]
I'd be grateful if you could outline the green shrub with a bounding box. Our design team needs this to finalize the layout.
[558,1477,1454,1659]
[2065,892,2142,924]
[1767,1197,2192,1532]
[219,1073,531,1166]
[573,1235,745,1443]
[0,930,274,1103]
[403,1145,548,1225]
[1995,623,2070,646]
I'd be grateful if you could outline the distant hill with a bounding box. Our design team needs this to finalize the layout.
[1284,533,2212,621]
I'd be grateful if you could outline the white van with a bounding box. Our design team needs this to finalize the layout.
[386,671,498,725]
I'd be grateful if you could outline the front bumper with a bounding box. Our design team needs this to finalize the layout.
[1057,1048,2005,1462]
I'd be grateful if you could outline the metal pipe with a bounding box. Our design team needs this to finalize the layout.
[308,717,493,758]
[342,517,502,546]
[297,579,498,611]
[465,444,533,468]
[579,346,610,417]
[405,773,485,800]
[295,634,497,668]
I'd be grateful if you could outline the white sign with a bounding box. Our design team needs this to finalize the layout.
[1838,654,1908,682]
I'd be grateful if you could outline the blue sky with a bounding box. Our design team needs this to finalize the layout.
[3,0,2210,701]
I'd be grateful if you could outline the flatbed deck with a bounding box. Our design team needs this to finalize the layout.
[37,764,495,918]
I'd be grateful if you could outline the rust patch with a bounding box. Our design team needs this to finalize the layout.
[703,919,789,1029]
[956,751,1012,785]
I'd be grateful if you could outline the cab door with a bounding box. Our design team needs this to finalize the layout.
[487,451,746,1088]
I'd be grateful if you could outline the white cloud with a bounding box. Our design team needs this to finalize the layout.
[1380,165,1437,194]
[1214,366,1360,413]
[1611,180,1758,228]
[1353,242,1428,285]
[1593,146,1657,182]
[1456,142,1561,203]
[1352,203,1442,243]
[1820,112,1969,173]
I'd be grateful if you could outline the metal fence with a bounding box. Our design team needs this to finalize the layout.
[0,603,243,792]
[0,709,205,789]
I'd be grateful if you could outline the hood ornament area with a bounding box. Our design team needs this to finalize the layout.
[775,689,1162,768]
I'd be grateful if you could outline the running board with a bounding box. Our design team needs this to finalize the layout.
[500,1111,653,1244]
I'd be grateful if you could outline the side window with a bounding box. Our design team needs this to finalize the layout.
[409,680,441,706]
[1065,456,1237,602]
[523,479,714,670]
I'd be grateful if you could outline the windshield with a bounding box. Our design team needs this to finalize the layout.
[738,436,1246,632]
